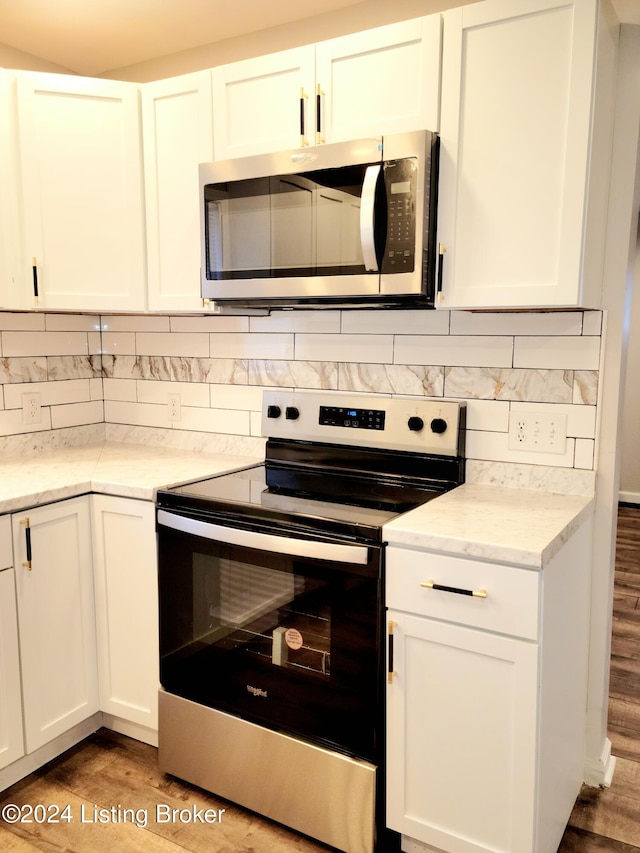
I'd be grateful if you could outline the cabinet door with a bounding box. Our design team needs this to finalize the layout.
[212,47,315,159]
[91,496,158,732]
[0,515,12,570]
[12,497,98,753]
[0,70,26,311]
[0,569,24,770]
[143,72,214,312]
[16,72,146,311]
[315,16,441,144]
[437,0,599,309]
[386,611,538,852]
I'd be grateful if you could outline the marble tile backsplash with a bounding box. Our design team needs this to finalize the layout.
[0,309,602,493]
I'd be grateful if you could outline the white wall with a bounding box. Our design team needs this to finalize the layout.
[0,43,74,75]
[620,224,640,503]
[98,0,479,83]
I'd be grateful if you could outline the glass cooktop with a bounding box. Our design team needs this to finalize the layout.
[157,462,444,544]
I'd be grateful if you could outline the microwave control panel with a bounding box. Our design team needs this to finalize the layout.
[382,158,416,274]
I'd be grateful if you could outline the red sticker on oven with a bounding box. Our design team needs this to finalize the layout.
[285,628,303,650]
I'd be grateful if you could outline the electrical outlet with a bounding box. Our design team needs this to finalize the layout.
[508,411,567,454]
[22,392,42,425]
[167,393,181,421]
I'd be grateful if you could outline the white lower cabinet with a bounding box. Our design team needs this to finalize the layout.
[387,612,539,853]
[0,515,24,771]
[91,495,158,735]
[0,493,160,783]
[386,523,591,853]
[12,497,98,754]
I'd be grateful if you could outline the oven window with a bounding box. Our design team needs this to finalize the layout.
[204,167,371,280]
[192,555,330,680]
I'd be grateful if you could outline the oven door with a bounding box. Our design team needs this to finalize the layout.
[156,508,383,763]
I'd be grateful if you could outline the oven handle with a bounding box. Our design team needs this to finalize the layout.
[157,509,370,565]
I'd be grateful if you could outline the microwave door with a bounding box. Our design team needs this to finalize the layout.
[200,143,386,304]
[271,175,315,274]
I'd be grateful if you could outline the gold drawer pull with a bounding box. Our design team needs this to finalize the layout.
[421,580,487,599]
[387,620,396,684]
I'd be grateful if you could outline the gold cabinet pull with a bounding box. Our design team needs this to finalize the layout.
[421,580,487,599]
[20,517,33,570]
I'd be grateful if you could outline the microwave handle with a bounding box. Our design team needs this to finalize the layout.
[360,164,381,272]
[157,509,369,565]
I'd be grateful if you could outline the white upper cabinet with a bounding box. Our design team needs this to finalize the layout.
[212,47,315,159]
[0,70,24,310]
[315,16,441,144]
[212,16,442,160]
[143,71,214,312]
[437,0,615,310]
[15,72,146,311]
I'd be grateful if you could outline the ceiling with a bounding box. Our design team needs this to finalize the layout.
[0,0,368,76]
[0,0,638,78]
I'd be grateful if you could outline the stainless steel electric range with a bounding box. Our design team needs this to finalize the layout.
[155,391,466,853]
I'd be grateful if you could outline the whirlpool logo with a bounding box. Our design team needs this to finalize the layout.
[247,685,268,698]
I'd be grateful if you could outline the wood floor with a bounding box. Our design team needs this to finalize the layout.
[559,505,640,852]
[1,506,639,853]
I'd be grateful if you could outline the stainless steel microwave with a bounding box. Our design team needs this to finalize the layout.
[200,129,439,309]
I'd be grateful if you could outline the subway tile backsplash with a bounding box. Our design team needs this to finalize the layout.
[0,309,602,493]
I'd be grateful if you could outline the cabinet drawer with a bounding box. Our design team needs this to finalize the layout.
[0,516,12,570]
[386,548,539,640]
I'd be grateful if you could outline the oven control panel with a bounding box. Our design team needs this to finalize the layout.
[318,406,386,431]
[262,391,465,457]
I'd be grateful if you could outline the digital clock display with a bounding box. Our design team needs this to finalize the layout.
[318,405,385,430]
[390,180,411,194]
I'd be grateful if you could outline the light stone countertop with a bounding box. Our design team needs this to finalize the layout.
[0,443,594,569]
[383,482,594,569]
[0,442,261,515]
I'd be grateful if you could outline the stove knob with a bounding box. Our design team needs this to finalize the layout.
[285,406,300,421]
[430,417,448,434]
[408,416,424,432]
[267,405,281,419]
